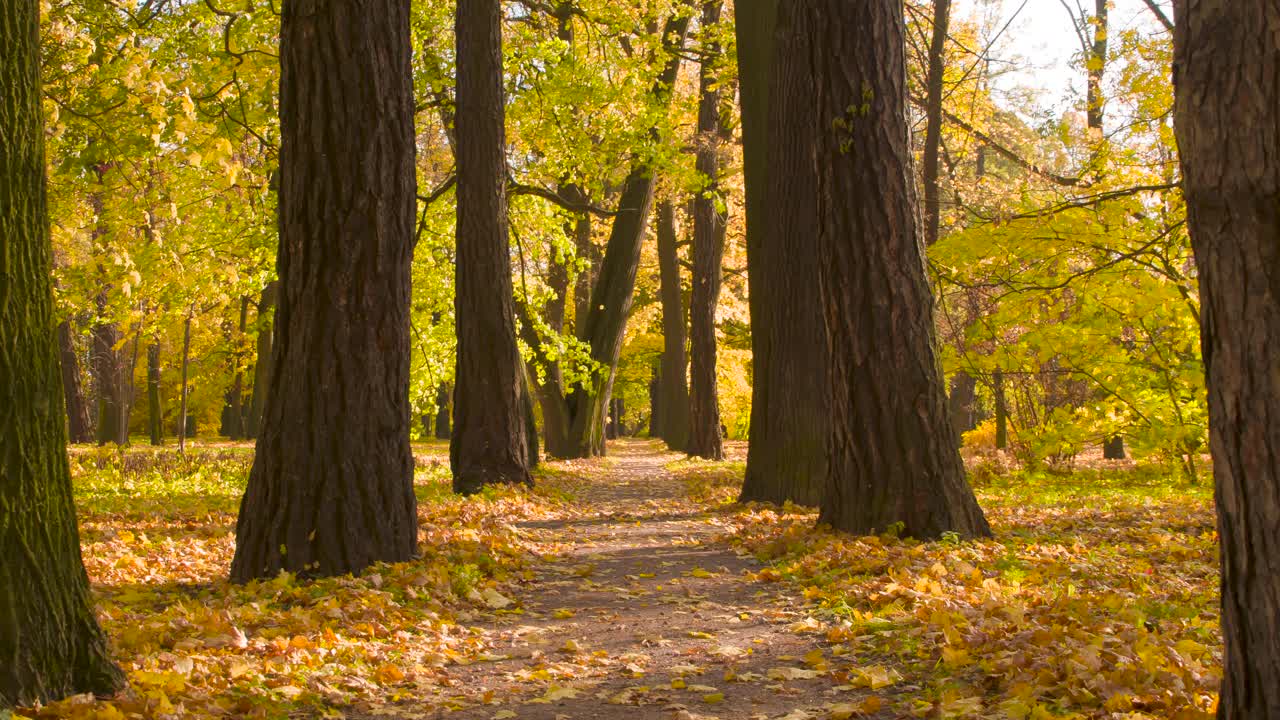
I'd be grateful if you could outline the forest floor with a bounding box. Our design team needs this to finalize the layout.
[26,439,1221,720]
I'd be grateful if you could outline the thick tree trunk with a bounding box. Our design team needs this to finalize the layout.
[451,0,533,493]
[147,341,162,446]
[921,0,950,247]
[687,0,727,461]
[656,200,690,451]
[0,4,125,703]
[737,0,827,507]
[803,0,989,539]
[57,320,93,444]
[1172,3,1280,716]
[434,383,451,440]
[245,281,277,440]
[230,0,418,582]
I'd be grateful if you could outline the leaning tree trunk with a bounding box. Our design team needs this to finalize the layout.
[737,0,827,507]
[0,3,125,703]
[803,0,990,539]
[57,320,94,443]
[656,200,690,451]
[687,0,727,461]
[229,0,418,582]
[1173,2,1280,716]
[451,0,533,493]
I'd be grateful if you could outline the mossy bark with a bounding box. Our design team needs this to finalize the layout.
[0,1,125,704]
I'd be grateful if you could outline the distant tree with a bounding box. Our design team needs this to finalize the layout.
[1173,1,1280,716]
[802,0,990,538]
[451,0,535,493]
[230,0,418,581]
[0,0,125,703]
[687,0,728,461]
[736,0,827,507]
[655,200,690,451]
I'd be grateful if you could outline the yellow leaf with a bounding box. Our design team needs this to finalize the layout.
[701,693,724,704]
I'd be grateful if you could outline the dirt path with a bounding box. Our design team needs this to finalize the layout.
[394,441,871,720]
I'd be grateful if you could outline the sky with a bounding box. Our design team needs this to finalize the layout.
[952,0,1171,116]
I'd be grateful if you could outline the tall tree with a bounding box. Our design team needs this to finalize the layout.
[1173,1,1280,715]
[0,0,125,703]
[57,320,94,443]
[655,200,690,451]
[451,0,534,493]
[245,281,277,440]
[525,9,693,458]
[229,0,419,582]
[737,0,827,507]
[801,0,990,538]
[687,0,727,461]
[921,0,949,249]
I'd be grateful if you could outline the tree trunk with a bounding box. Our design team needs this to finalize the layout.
[687,0,727,461]
[230,0,418,582]
[220,297,249,439]
[245,281,277,440]
[147,341,163,446]
[1086,0,1107,135]
[921,0,950,247]
[0,4,125,703]
[1173,3,1280,715]
[91,290,125,446]
[656,200,690,451]
[803,0,989,539]
[737,0,827,507]
[648,370,661,437]
[451,0,533,494]
[178,307,192,455]
[434,383,451,439]
[57,320,93,443]
[994,369,1008,450]
[949,370,978,443]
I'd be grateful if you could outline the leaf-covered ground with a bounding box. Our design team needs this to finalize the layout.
[19,440,1219,719]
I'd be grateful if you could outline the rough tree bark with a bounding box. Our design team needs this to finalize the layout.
[0,2,125,702]
[177,306,192,455]
[656,200,690,451]
[230,0,418,581]
[736,0,827,507]
[451,0,533,493]
[687,0,727,461]
[994,369,1008,450]
[1086,0,1108,135]
[57,320,93,443]
[802,0,990,538]
[1172,2,1280,716]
